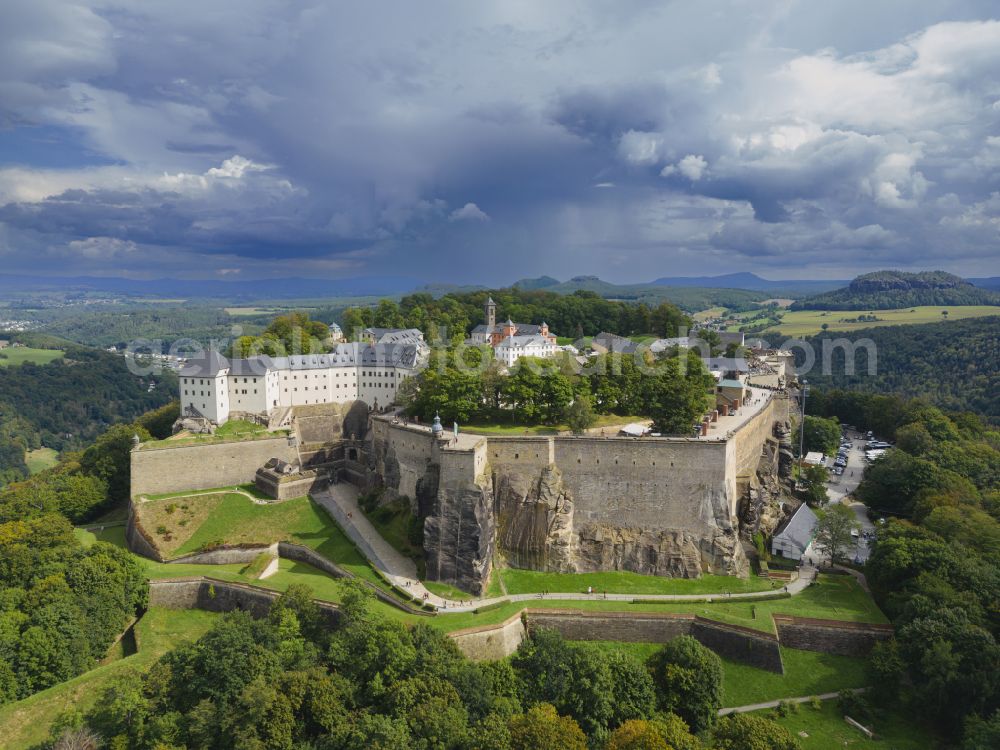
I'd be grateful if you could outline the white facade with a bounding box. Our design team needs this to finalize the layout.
[179,342,423,424]
[494,335,559,367]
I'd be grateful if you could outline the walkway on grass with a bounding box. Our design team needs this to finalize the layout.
[313,484,819,613]
[719,687,867,715]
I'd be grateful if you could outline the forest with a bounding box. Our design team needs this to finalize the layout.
[48,581,804,750]
[791,270,1000,310]
[808,389,1000,744]
[336,289,692,343]
[791,317,1000,422]
[0,344,176,488]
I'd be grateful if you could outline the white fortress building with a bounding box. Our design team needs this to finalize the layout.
[178,337,426,425]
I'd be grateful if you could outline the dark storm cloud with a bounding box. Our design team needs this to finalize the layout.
[0,1,998,281]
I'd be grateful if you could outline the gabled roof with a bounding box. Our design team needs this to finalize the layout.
[773,503,818,553]
[180,350,230,377]
[495,334,552,349]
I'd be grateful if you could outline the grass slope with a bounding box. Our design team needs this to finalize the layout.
[499,568,779,596]
[583,641,867,707]
[769,700,939,749]
[0,347,65,366]
[25,447,59,474]
[0,608,218,750]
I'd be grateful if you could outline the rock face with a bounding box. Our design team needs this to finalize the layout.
[775,420,795,479]
[496,466,576,572]
[423,476,494,595]
[574,523,747,578]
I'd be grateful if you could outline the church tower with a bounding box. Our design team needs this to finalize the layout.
[485,296,497,328]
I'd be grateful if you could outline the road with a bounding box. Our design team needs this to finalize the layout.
[804,429,877,565]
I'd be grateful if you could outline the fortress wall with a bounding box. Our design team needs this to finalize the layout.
[551,438,730,531]
[372,420,436,499]
[486,437,554,474]
[148,577,340,626]
[131,437,297,497]
[691,617,783,673]
[449,613,527,661]
[527,609,694,644]
[773,615,893,657]
[730,396,786,481]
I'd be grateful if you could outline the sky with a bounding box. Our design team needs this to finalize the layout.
[0,1,999,285]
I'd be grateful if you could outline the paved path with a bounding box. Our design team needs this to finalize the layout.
[314,484,819,612]
[719,688,866,716]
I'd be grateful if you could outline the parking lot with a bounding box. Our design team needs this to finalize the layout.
[803,428,878,565]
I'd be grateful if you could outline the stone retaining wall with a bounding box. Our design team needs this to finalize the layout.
[131,436,297,497]
[773,615,893,657]
[449,613,527,661]
[524,609,783,673]
[170,543,276,566]
[148,577,340,626]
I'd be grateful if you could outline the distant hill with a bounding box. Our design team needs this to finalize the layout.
[649,272,845,295]
[0,274,421,300]
[970,276,1000,291]
[792,270,1000,310]
[513,276,561,290]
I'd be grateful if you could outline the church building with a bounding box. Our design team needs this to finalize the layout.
[468,297,558,366]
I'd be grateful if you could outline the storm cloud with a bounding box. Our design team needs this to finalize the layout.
[0,1,998,282]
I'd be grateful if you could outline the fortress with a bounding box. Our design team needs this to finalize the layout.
[132,387,792,595]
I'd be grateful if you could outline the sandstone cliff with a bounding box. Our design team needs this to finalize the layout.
[495,465,576,572]
[423,475,494,595]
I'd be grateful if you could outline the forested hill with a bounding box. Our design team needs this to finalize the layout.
[791,270,1000,310]
[793,316,1000,421]
[0,343,175,485]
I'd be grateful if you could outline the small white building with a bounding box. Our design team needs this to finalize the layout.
[803,451,825,466]
[771,503,818,561]
[494,334,559,367]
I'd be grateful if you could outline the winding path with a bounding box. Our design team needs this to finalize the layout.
[313,485,818,613]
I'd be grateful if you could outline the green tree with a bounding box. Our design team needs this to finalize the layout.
[712,713,801,750]
[964,710,1000,750]
[644,355,713,435]
[79,423,152,503]
[813,503,859,565]
[564,393,596,434]
[646,635,722,732]
[508,704,587,750]
[800,465,829,506]
[802,415,840,456]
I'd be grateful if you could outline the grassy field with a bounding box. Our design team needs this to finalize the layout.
[769,700,938,750]
[25,447,59,474]
[694,306,728,321]
[764,305,1000,336]
[0,347,64,366]
[0,607,218,750]
[583,641,867,707]
[462,413,647,436]
[423,573,886,634]
[140,419,283,449]
[499,568,780,596]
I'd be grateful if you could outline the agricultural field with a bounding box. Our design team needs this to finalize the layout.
[0,607,219,750]
[693,306,728,321]
[764,304,1000,336]
[0,346,64,366]
[25,446,59,474]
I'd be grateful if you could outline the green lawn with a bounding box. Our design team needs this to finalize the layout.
[423,573,886,634]
[25,447,59,474]
[769,700,939,750]
[462,413,647,436]
[0,608,218,750]
[765,305,1000,336]
[580,641,867,707]
[0,347,64,367]
[140,422,286,449]
[499,568,779,596]
[693,307,728,321]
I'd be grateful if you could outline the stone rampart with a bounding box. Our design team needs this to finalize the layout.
[773,615,893,657]
[691,617,784,673]
[169,543,275,566]
[131,436,297,497]
[126,501,164,561]
[449,613,527,661]
[527,609,694,644]
[148,577,340,625]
